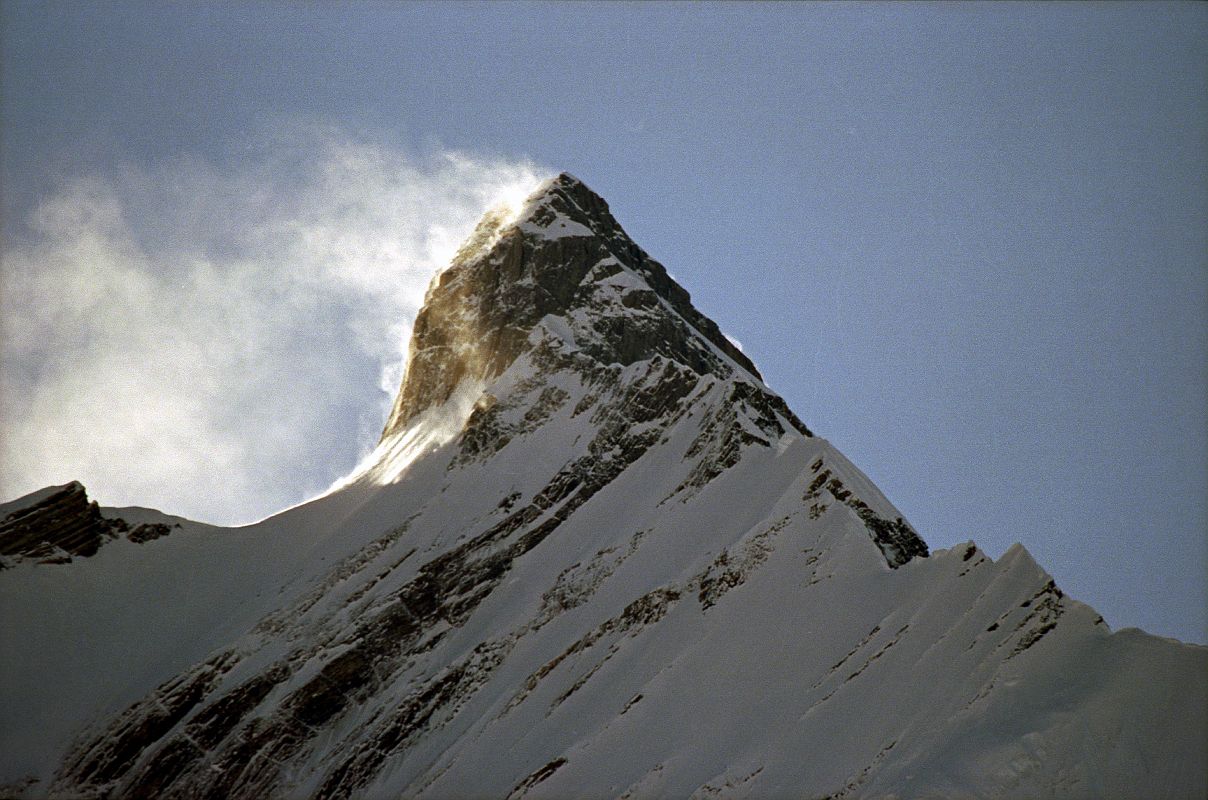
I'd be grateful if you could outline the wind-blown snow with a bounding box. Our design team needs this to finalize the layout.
[335,379,487,489]
[0,132,547,525]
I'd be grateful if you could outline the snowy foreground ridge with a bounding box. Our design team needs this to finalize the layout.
[2,174,1205,799]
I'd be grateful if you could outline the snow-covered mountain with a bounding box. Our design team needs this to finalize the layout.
[2,173,1204,799]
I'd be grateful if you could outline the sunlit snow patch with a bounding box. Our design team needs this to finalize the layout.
[444,177,553,266]
[329,379,486,489]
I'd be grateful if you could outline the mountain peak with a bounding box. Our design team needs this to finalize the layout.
[20,176,1205,800]
[534,170,586,196]
[381,174,769,438]
[507,171,613,243]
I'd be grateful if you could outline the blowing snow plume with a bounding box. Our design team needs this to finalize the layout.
[0,127,547,524]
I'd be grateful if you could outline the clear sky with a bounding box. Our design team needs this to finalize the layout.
[1,2,1205,644]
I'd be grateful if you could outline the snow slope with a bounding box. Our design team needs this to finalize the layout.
[2,174,1204,799]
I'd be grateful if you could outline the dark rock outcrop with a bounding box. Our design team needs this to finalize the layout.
[0,482,110,559]
[804,457,929,567]
[0,482,180,564]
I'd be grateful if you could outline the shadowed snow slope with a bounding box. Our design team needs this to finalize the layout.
[2,174,1205,799]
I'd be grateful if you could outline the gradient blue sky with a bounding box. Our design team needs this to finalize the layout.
[2,2,1205,644]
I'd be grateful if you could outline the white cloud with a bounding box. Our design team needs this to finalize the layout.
[1,128,547,524]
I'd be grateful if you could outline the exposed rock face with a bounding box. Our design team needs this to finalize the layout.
[0,482,109,559]
[382,173,779,438]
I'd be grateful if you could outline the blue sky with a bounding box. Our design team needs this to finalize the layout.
[2,2,1205,644]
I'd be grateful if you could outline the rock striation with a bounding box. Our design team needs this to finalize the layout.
[0,482,110,560]
[0,482,178,564]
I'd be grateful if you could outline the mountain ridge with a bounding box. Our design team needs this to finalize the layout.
[0,174,1204,799]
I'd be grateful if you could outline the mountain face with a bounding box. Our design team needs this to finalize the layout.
[2,174,1205,799]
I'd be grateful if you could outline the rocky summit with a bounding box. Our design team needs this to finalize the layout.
[1,174,1205,799]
